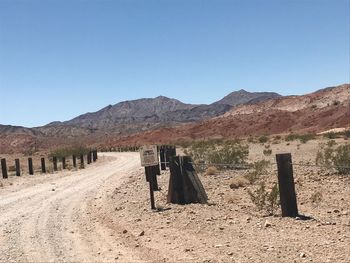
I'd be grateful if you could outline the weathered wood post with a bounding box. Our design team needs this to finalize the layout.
[62,157,66,169]
[41,158,46,173]
[87,151,91,164]
[72,155,77,168]
[15,159,21,176]
[160,146,166,170]
[145,166,157,208]
[140,145,159,210]
[1,158,8,179]
[28,158,34,175]
[80,154,84,168]
[53,157,58,171]
[276,153,298,217]
[92,150,97,162]
[168,156,208,204]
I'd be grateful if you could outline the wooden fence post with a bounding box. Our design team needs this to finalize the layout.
[1,158,8,179]
[53,157,58,171]
[28,158,34,175]
[87,152,91,164]
[41,158,46,173]
[62,157,66,169]
[276,153,298,217]
[145,166,156,209]
[15,159,20,176]
[160,146,166,170]
[80,154,84,168]
[168,156,208,204]
[72,155,77,168]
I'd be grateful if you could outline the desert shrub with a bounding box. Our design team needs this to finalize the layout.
[298,134,315,143]
[230,176,249,189]
[332,144,350,174]
[327,140,337,147]
[333,100,340,106]
[208,143,249,169]
[311,104,317,109]
[50,145,90,160]
[185,140,249,170]
[258,135,269,143]
[344,130,350,139]
[285,133,315,143]
[263,149,272,156]
[285,133,298,141]
[273,135,281,140]
[324,132,336,139]
[244,160,270,184]
[205,166,218,175]
[247,136,255,143]
[310,191,322,205]
[248,182,279,215]
[316,143,350,174]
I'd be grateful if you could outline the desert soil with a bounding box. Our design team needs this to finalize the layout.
[0,139,349,262]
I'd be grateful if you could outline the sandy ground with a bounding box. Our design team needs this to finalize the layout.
[0,152,142,262]
[0,139,349,262]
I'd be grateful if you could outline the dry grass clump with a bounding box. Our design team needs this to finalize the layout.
[310,191,323,206]
[229,176,249,189]
[205,166,219,175]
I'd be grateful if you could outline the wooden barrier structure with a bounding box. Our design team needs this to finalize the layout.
[28,158,34,175]
[41,158,46,173]
[80,154,84,168]
[15,159,20,176]
[72,155,77,168]
[1,158,8,179]
[168,156,208,205]
[92,150,97,162]
[0,149,98,180]
[53,157,58,171]
[62,157,66,169]
[159,145,176,170]
[276,153,299,217]
[87,152,91,164]
[160,146,166,170]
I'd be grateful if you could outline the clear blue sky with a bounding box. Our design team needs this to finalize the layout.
[0,0,349,127]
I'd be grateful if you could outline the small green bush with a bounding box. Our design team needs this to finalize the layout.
[244,160,270,184]
[185,140,249,170]
[258,136,269,143]
[285,133,315,143]
[332,144,350,174]
[344,130,350,139]
[50,145,90,160]
[316,143,350,174]
[324,132,337,139]
[248,182,280,215]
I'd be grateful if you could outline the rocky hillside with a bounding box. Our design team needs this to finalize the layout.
[104,84,350,146]
[214,89,280,106]
[34,90,281,136]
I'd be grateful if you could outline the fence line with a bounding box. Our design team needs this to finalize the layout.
[187,161,350,171]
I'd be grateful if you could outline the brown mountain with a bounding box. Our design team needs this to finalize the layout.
[1,84,349,153]
[34,90,281,136]
[104,84,350,147]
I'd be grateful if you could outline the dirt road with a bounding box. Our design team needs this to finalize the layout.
[0,152,142,263]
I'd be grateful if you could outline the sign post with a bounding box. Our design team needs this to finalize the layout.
[140,145,159,210]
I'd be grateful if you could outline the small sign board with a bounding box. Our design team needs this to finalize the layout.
[140,145,159,167]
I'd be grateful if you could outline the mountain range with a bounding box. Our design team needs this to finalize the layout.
[0,89,281,137]
[0,84,349,154]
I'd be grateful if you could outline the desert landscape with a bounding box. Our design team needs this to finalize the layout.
[1,1,349,262]
[0,136,349,262]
